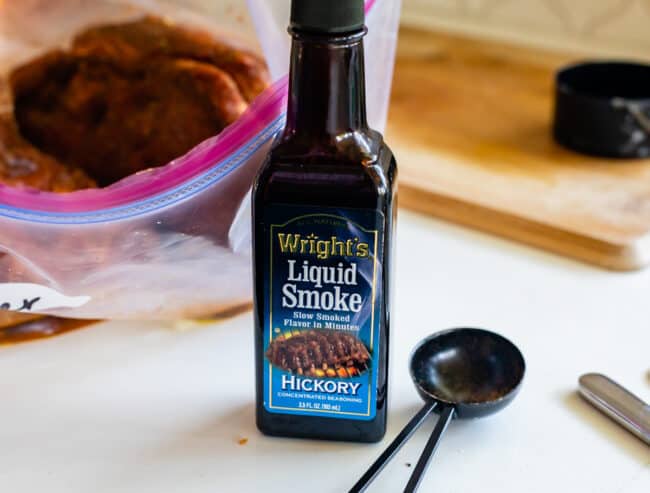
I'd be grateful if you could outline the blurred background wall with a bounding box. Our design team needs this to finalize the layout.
[402,0,650,59]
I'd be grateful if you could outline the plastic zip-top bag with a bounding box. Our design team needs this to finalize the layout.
[0,0,401,319]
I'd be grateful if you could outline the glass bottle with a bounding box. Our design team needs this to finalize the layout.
[252,0,397,442]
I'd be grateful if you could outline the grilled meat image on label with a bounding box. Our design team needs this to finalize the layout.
[265,329,371,378]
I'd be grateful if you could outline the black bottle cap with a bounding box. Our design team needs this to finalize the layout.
[290,0,365,34]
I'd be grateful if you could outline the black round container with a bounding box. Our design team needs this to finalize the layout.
[553,62,650,158]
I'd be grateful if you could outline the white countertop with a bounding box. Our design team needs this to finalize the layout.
[1,210,648,493]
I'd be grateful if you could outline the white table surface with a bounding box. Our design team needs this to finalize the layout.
[1,210,649,493]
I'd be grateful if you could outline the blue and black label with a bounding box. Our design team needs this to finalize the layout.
[262,205,383,420]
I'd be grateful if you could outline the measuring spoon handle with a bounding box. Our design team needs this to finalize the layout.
[403,405,455,493]
[579,373,650,444]
[348,401,437,493]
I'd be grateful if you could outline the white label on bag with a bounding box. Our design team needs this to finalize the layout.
[0,283,91,312]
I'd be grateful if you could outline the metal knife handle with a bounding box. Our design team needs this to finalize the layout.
[578,373,650,445]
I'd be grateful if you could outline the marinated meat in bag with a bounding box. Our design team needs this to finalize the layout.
[10,16,270,187]
[0,80,96,192]
[0,113,96,192]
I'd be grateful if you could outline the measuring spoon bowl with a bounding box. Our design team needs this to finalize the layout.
[410,327,525,419]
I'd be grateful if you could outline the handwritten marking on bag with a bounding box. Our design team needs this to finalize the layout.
[0,297,40,311]
[0,284,91,312]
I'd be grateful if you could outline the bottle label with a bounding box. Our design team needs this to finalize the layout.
[262,205,384,420]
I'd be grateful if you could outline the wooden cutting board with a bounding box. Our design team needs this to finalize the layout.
[386,28,650,271]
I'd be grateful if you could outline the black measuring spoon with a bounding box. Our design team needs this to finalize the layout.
[350,328,525,493]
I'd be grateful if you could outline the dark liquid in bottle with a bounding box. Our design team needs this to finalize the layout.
[252,23,396,442]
